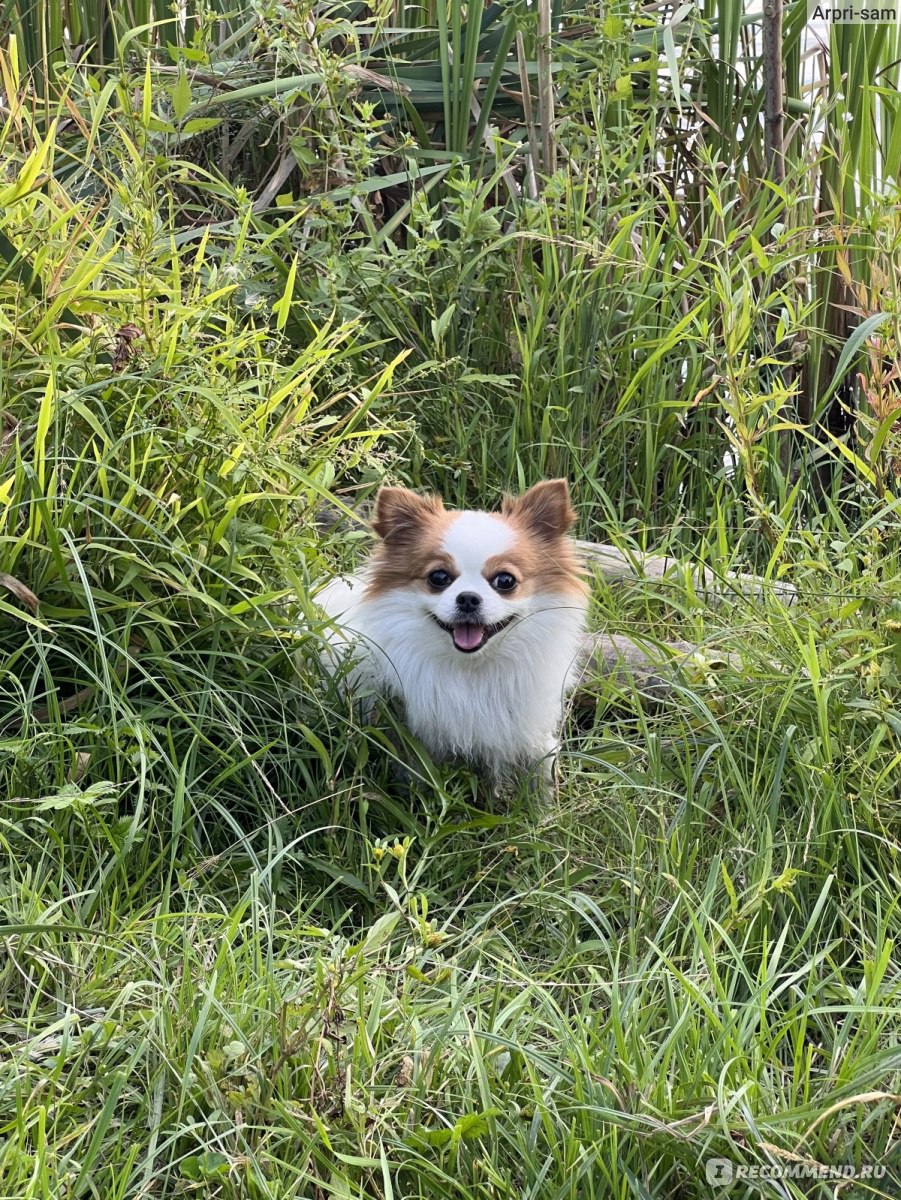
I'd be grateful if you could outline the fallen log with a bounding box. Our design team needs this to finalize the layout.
[570,539,792,698]
[573,632,714,705]
[317,501,795,605]
[577,541,796,606]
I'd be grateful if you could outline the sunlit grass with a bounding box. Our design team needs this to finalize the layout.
[1,6,901,1197]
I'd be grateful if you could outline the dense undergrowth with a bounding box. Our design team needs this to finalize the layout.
[1,3,901,1197]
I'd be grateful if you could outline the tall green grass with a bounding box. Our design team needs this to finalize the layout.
[5,0,900,516]
[2,6,901,1199]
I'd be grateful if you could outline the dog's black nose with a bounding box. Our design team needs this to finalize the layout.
[456,591,481,614]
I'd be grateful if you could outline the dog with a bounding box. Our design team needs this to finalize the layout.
[316,479,589,790]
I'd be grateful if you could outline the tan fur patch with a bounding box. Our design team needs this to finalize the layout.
[482,539,587,598]
[364,490,456,597]
[495,480,585,596]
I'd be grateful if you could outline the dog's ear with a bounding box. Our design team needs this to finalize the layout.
[372,487,444,542]
[501,479,576,539]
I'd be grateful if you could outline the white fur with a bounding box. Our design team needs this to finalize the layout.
[316,511,589,778]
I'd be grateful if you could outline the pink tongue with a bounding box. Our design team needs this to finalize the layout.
[453,623,484,651]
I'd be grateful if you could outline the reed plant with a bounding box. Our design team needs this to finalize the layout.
[1,4,901,1198]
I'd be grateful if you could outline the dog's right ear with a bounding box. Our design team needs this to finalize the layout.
[501,479,576,540]
[371,487,444,542]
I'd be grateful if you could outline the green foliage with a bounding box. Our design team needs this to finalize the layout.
[0,84,411,912]
[1,5,901,1199]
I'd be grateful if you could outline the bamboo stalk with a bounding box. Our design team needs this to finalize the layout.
[516,30,540,200]
[536,0,556,176]
[762,0,785,183]
[314,501,796,606]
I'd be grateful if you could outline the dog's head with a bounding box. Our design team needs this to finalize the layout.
[363,480,587,655]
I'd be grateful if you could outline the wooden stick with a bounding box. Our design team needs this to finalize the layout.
[572,540,788,696]
[315,501,792,695]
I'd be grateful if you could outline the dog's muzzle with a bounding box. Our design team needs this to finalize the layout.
[431,614,516,653]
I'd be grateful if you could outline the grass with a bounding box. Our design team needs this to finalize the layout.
[4,496,901,1196]
[2,3,901,1197]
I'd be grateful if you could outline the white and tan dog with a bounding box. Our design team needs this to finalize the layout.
[317,480,589,785]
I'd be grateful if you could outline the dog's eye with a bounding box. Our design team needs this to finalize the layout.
[491,572,517,593]
[427,568,453,590]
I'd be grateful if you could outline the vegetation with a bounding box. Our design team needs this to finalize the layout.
[1,1,901,1196]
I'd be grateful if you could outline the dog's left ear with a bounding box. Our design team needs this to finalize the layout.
[371,486,444,542]
[501,479,576,539]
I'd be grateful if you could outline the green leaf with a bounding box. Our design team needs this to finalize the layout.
[182,117,222,134]
[431,302,456,344]
[172,66,192,121]
[817,312,890,418]
[357,911,401,957]
[181,1152,230,1181]
[273,253,298,331]
[415,1108,503,1148]
[32,782,119,811]
[146,116,177,134]
[452,1108,503,1142]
